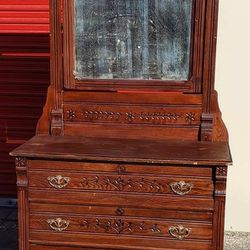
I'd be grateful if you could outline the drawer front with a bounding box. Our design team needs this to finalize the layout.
[29,189,214,211]
[30,232,211,250]
[29,160,213,178]
[30,246,106,250]
[30,203,213,222]
[30,213,212,240]
[30,246,109,250]
[29,170,213,197]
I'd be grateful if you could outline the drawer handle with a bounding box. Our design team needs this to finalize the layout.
[47,218,70,232]
[47,175,71,189]
[169,225,191,240]
[170,181,193,195]
[115,207,125,216]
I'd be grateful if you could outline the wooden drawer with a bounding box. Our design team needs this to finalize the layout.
[30,203,213,222]
[30,203,212,250]
[30,247,104,250]
[30,246,107,250]
[29,189,214,211]
[30,232,211,250]
[28,160,213,178]
[30,213,212,240]
[29,170,213,197]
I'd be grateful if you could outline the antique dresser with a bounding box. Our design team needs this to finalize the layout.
[11,0,232,249]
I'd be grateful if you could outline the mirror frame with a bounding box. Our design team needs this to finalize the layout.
[63,0,206,92]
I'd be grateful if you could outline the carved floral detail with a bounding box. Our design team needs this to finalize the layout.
[126,112,136,122]
[84,110,121,121]
[65,109,198,125]
[15,157,27,167]
[216,167,227,177]
[82,176,164,193]
[66,110,76,121]
[140,112,181,122]
[82,218,162,235]
[185,112,196,124]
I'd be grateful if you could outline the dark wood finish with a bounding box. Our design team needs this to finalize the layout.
[30,232,212,250]
[10,0,232,249]
[11,136,231,166]
[29,170,213,196]
[30,214,212,239]
[30,203,213,222]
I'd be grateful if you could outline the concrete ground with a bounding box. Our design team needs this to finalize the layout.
[225,231,250,250]
[0,206,249,250]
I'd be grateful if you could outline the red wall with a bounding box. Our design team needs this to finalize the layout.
[0,0,50,196]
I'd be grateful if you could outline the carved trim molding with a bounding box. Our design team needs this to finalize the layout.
[82,176,165,193]
[82,175,194,195]
[82,218,162,235]
[50,109,63,136]
[214,166,228,196]
[81,218,192,239]
[200,113,214,141]
[65,108,199,125]
[15,157,28,189]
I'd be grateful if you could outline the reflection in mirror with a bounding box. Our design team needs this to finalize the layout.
[74,0,193,80]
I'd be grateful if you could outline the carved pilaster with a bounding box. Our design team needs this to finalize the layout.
[213,166,228,250]
[200,113,214,141]
[16,157,29,250]
[50,109,63,136]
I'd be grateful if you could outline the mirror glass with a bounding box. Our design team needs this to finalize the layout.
[74,0,193,80]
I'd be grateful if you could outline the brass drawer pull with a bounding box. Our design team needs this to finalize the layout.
[170,181,193,195]
[47,218,70,232]
[47,175,71,189]
[169,225,191,240]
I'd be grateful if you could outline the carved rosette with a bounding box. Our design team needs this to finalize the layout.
[16,157,28,190]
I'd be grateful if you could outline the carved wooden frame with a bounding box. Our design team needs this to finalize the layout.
[63,0,206,92]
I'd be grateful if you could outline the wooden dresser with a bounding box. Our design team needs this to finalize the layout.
[11,0,232,249]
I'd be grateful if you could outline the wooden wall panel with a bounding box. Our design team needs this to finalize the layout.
[0,0,50,197]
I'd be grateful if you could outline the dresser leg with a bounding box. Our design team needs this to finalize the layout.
[213,166,228,250]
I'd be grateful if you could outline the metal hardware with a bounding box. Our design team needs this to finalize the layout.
[117,164,126,173]
[115,207,125,216]
[169,225,191,240]
[47,175,71,189]
[170,181,193,195]
[46,218,70,232]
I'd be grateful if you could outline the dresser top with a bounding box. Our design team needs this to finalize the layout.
[10,136,232,166]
